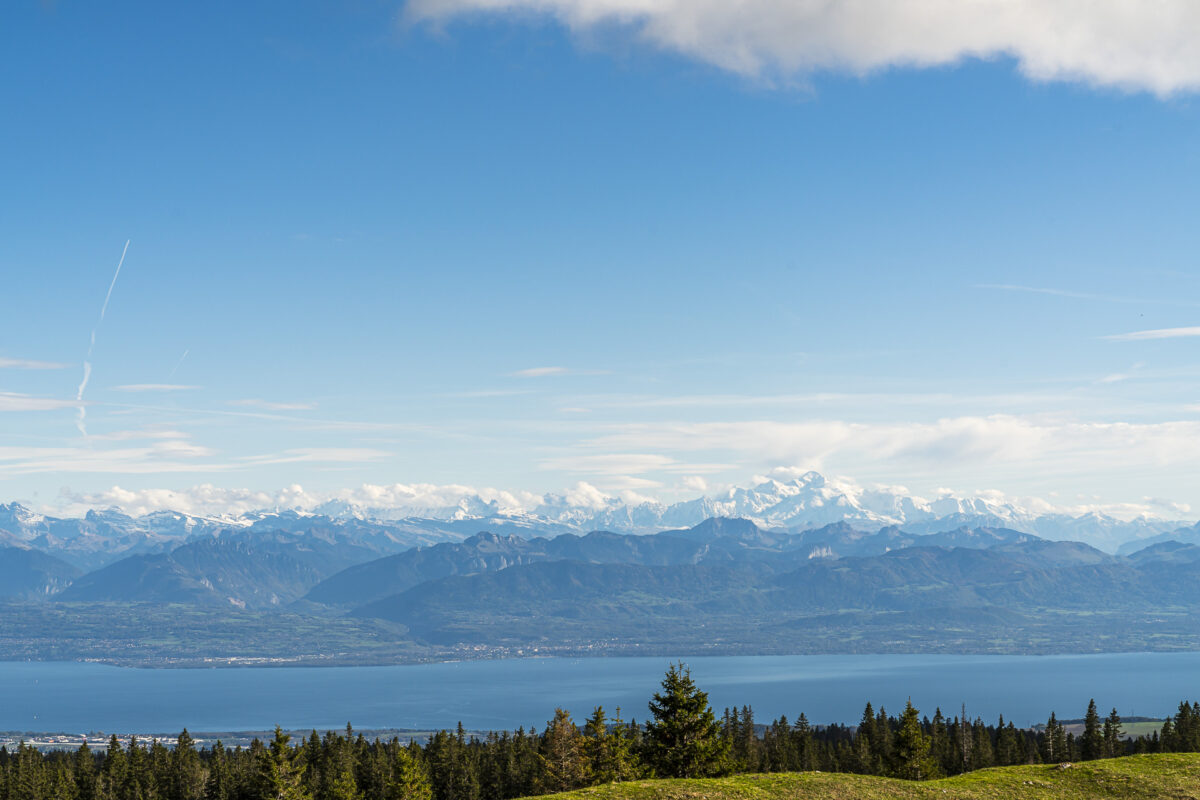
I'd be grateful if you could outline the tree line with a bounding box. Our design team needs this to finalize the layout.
[3,663,1200,800]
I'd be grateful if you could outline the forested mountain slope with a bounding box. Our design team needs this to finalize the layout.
[307,518,1038,607]
[57,535,365,608]
[0,545,80,600]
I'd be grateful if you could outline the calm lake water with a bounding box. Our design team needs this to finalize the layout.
[1,653,1197,733]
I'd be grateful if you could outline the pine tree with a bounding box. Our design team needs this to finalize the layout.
[539,709,588,793]
[582,707,639,784]
[53,763,81,800]
[892,701,938,781]
[167,731,202,800]
[852,703,877,774]
[204,742,229,800]
[1103,709,1123,758]
[1042,713,1068,763]
[252,728,311,800]
[74,742,98,800]
[792,714,815,772]
[426,730,478,800]
[385,745,430,800]
[644,663,729,778]
[994,719,1018,766]
[101,736,127,800]
[970,719,993,769]
[1081,700,1103,761]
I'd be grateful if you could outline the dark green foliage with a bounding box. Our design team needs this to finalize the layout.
[644,663,730,778]
[1081,700,1103,761]
[581,708,641,785]
[893,701,938,781]
[5,672,1200,800]
[539,710,587,794]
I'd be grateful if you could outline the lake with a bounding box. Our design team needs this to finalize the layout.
[1,653,1196,734]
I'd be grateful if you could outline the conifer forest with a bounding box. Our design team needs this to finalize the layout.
[5,665,1200,800]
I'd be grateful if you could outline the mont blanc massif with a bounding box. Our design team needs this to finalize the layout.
[3,472,1198,667]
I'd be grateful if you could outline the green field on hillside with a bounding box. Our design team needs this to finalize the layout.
[536,754,1200,800]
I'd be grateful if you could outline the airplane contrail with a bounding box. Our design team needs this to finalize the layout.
[76,240,130,436]
[167,348,190,380]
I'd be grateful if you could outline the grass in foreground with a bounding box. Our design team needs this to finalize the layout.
[538,754,1200,800]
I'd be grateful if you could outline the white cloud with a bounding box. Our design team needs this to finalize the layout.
[238,448,391,466]
[0,392,81,412]
[59,480,546,518]
[1105,326,1200,341]
[0,357,70,370]
[510,366,570,377]
[587,415,1200,473]
[406,0,1200,95]
[540,452,678,475]
[231,398,318,410]
[112,384,201,392]
[0,441,222,476]
[539,452,732,476]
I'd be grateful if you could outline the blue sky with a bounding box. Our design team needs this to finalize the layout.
[3,1,1200,516]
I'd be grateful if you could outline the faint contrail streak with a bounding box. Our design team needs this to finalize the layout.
[167,349,190,380]
[76,239,130,436]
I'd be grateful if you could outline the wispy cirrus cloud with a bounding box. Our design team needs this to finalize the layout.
[0,357,71,370]
[539,452,731,476]
[586,415,1200,474]
[231,398,318,411]
[1105,326,1200,342]
[237,447,391,466]
[975,284,1199,307]
[0,392,82,412]
[510,366,571,377]
[407,0,1200,96]
[0,437,220,477]
[111,384,201,392]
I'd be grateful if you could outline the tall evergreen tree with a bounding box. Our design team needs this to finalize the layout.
[892,701,938,781]
[644,663,729,778]
[792,714,815,772]
[204,742,229,800]
[166,731,202,800]
[1103,709,1123,758]
[539,709,587,793]
[582,707,639,784]
[384,745,430,800]
[251,728,310,800]
[74,742,98,800]
[1081,700,1104,761]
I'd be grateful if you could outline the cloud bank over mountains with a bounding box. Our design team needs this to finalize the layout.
[406,0,1200,95]
[55,469,1192,542]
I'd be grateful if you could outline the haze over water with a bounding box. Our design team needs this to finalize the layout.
[1,653,1191,734]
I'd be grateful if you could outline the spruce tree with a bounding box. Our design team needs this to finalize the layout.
[644,663,729,778]
[893,701,938,781]
[539,709,588,793]
[168,730,202,800]
[252,728,311,800]
[792,714,814,772]
[1081,700,1103,761]
[204,742,229,800]
[74,742,98,800]
[1103,709,1123,758]
[582,707,639,784]
[385,746,431,800]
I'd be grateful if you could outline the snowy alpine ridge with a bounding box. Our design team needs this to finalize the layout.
[1,471,1190,569]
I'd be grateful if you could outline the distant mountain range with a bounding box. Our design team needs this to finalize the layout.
[1,473,1192,572]
[6,505,1200,663]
